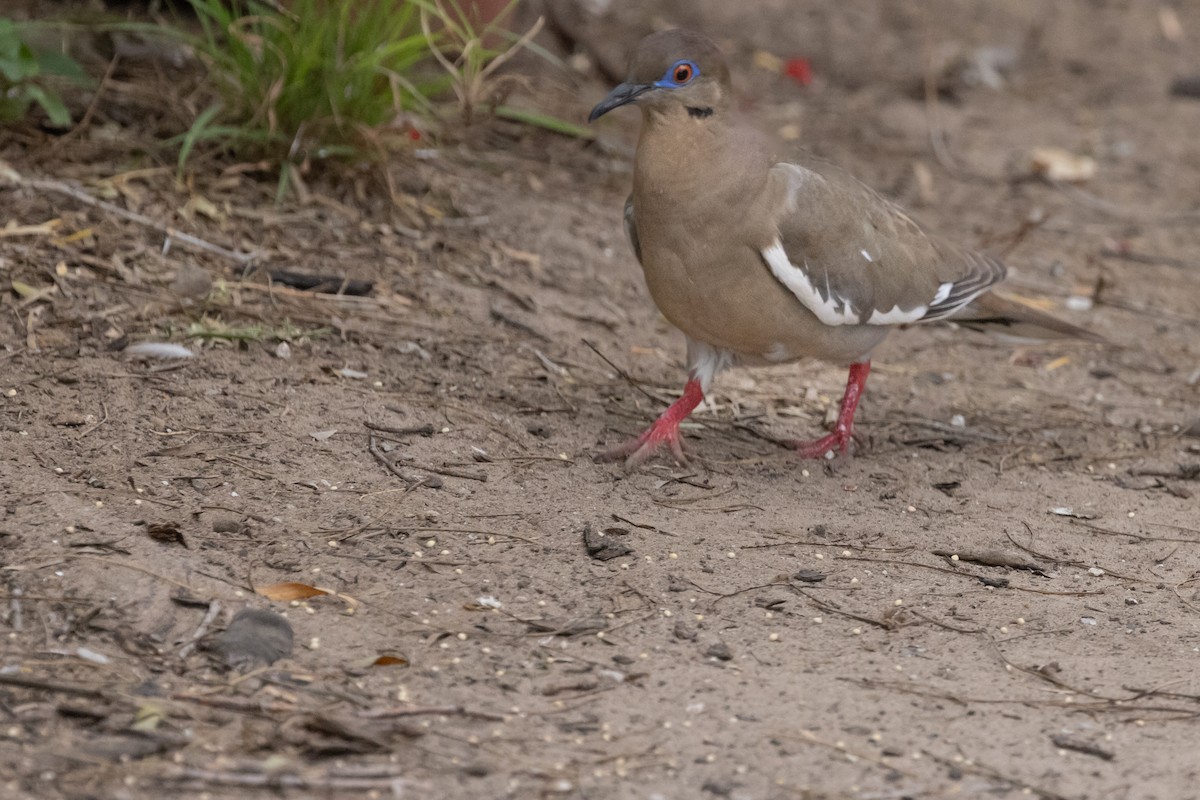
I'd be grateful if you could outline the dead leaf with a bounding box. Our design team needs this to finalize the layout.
[1030,146,1097,182]
[371,653,409,667]
[256,582,331,601]
[146,522,188,549]
[346,652,410,673]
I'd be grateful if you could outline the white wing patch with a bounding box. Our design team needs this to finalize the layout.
[763,240,953,327]
[866,303,927,325]
[762,241,861,326]
[931,282,953,306]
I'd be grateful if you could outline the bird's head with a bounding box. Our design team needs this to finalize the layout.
[588,30,731,123]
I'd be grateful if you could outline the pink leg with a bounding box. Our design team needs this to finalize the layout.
[792,361,871,460]
[600,378,705,468]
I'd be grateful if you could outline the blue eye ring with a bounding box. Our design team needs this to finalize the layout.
[657,59,699,88]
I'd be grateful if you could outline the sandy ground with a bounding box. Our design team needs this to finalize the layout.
[2,1,1200,798]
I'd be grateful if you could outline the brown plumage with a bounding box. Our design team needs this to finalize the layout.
[589,29,1101,467]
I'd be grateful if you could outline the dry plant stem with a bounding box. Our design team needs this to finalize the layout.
[0,672,109,697]
[17,176,259,264]
[582,338,674,404]
[367,433,436,488]
[178,600,223,659]
[360,705,505,721]
[419,4,545,116]
[166,768,410,791]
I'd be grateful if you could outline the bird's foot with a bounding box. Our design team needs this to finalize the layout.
[789,429,853,460]
[599,421,690,468]
[598,378,705,469]
[791,361,871,461]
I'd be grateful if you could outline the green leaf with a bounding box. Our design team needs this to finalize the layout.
[34,49,90,85]
[494,105,595,140]
[23,84,71,127]
[0,95,32,122]
[0,41,39,83]
[176,103,223,176]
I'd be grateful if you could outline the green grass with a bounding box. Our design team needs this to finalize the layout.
[0,18,90,127]
[180,316,329,344]
[169,0,590,200]
[178,0,444,193]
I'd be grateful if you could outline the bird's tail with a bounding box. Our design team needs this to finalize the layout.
[950,291,1108,344]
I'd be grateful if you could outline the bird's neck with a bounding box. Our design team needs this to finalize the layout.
[633,112,772,218]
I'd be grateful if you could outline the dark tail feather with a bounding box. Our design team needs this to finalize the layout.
[951,291,1108,344]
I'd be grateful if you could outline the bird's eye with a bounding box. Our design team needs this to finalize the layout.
[662,60,698,86]
[672,62,700,83]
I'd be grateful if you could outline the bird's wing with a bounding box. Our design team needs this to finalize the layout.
[761,161,1005,327]
[623,194,642,264]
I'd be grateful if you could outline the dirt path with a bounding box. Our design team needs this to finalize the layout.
[2,2,1199,798]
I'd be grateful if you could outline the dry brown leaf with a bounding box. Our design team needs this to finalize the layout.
[371,654,409,667]
[1030,146,1097,182]
[256,582,331,601]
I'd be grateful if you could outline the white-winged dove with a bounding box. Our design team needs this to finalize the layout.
[589,29,1101,467]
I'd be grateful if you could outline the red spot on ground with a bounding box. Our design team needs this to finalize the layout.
[785,57,813,87]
